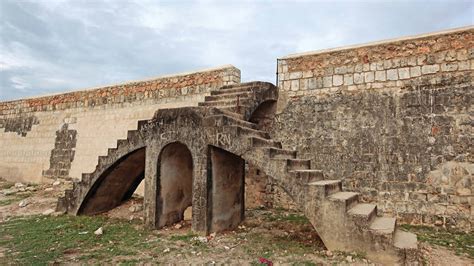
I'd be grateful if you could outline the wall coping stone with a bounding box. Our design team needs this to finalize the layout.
[279,26,474,59]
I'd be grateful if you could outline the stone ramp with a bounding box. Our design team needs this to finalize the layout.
[56,81,419,264]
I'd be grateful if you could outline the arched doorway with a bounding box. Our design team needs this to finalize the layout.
[156,142,193,228]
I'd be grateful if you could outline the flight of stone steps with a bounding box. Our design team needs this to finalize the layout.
[200,83,419,264]
[57,81,419,264]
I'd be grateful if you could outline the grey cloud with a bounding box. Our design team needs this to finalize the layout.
[0,0,472,101]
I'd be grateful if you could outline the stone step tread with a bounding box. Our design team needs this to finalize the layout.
[393,230,418,249]
[369,217,397,234]
[211,87,255,95]
[208,91,252,98]
[289,169,323,173]
[203,97,251,103]
[231,125,269,137]
[220,81,272,90]
[206,114,257,129]
[328,191,359,201]
[308,180,341,186]
[348,203,377,217]
[215,109,245,120]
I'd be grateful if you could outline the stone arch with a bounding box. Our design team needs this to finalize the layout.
[156,141,194,228]
[249,99,278,130]
[77,147,146,215]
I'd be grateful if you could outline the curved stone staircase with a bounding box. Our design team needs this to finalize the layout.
[57,81,419,264]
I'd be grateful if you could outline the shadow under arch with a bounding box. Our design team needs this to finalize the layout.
[78,147,146,215]
[248,99,277,130]
[156,141,193,228]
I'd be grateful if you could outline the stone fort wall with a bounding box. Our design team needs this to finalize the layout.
[0,65,240,193]
[266,27,473,229]
[0,27,472,230]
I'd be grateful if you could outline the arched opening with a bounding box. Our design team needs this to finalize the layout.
[156,142,193,228]
[78,147,145,215]
[249,100,277,131]
[208,146,245,232]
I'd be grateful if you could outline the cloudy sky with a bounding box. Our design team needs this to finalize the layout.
[0,0,472,101]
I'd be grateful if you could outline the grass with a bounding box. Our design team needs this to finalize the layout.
[263,209,309,224]
[0,215,157,265]
[0,192,32,206]
[401,224,474,258]
[0,178,14,190]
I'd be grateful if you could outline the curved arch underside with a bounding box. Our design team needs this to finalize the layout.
[78,148,146,215]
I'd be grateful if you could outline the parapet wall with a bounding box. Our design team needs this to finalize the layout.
[272,27,473,229]
[0,65,240,184]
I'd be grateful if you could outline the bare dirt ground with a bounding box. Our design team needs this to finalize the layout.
[0,177,473,265]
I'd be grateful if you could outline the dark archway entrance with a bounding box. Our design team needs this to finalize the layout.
[78,147,146,215]
[208,146,245,232]
[156,142,193,228]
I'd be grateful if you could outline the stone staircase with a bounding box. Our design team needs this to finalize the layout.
[57,81,419,264]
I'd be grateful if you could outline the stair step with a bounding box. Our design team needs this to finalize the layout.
[308,180,342,197]
[248,137,282,149]
[233,126,269,139]
[204,115,258,129]
[211,87,254,95]
[286,159,311,170]
[369,217,397,235]
[117,139,128,147]
[266,147,297,159]
[218,81,268,91]
[328,191,359,210]
[206,91,252,101]
[348,203,377,219]
[348,203,377,227]
[198,97,251,107]
[393,230,418,250]
[216,106,248,116]
[289,169,325,183]
[214,109,245,120]
[127,130,139,139]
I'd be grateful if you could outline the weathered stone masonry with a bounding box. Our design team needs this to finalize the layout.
[0,66,240,184]
[0,27,472,234]
[272,27,473,230]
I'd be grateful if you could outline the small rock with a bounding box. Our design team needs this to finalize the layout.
[2,188,18,195]
[14,182,25,188]
[326,250,333,257]
[435,220,443,226]
[238,225,246,229]
[209,232,216,238]
[224,246,230,250]
[94,227,103,235]
[45,187,54,192]
[26,186,37,192]
[129,205,143,213]
[52,180,61,186]
[174,223,182,229]
[18,200,29,208]
[183,206,192,221]
[163,248,170,253]
[346,255,353,262]
[42,209,55,215]
[192,236,208,243]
